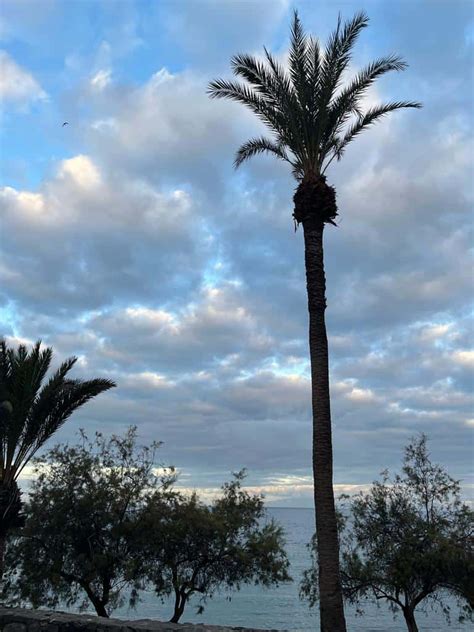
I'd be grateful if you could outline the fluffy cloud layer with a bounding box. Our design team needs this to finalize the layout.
[1,1,472,506]
[0,50,47,107]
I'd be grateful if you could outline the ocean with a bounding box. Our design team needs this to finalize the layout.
[108,507,468,631]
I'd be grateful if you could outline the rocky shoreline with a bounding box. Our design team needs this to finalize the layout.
[0,607,284,632]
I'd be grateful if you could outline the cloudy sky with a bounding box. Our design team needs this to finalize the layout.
[1,0,472,506]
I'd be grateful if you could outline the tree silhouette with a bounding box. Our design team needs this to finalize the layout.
[209,11,420,630]
[0,339,115,577]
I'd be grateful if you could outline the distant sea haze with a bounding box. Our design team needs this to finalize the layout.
[69,507,467,631]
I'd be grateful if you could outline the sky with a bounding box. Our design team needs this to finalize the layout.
[0,0,473,507]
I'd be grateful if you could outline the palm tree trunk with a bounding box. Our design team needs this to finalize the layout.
[0,534,5,580]
[303,221,346,632]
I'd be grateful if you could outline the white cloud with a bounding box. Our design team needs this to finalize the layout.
[0,50,47,106]
[90,68,112,90]
[0,151,208,314]
[58,155,102,189]
[346,387,377,403]
[87,282,274,373]
[333,379,377,404]
[125,307,176,330]
[1,187,45,220]
[173,478,369,506]
[451,350,474,368]
[3,334,35,348]
[124,371,175,390]
[419,323,453,342]
[91,117,117,132]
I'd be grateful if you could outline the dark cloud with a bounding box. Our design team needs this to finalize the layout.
[1,1,472,505]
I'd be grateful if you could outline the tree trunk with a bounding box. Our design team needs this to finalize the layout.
[303,221,346,632]
[0,479,24,580]
[81,582,109,618]
[170,588,186,623]
[0,534,5,580]
[93,601,109,618]
[402,605,419,632]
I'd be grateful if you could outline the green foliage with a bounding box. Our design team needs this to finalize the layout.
[1,427,175,617]
[300,435,474,630]
[0,339,115,545]
[2,431,290,623]
[141,469,291,623]
[209,10,420,180]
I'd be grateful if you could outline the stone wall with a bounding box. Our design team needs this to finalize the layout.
[0,608,283,632]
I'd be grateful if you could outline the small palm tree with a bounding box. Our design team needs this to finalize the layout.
[0,339,115,576]
[208,11,420,631]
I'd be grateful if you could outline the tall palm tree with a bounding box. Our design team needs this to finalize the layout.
[0,339,115,577]
[208,11,420,631]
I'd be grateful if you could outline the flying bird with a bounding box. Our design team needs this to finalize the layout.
[62,122,69,127]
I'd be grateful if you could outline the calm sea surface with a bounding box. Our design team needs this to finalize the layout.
[91,507,466,630]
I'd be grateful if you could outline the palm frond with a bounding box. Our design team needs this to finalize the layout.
[234,136,293,169]
[17,357,79,459]
[262,47,295,102]
[318,12,368,103]
[231,53,282,104]
[288,11,310,110]
[288,12,323,169]
[319,55,409,164]
[0,339,116,486]
[1,342,52,480]
[262,46,306,159]
[330,55,408,122]
[207,78,289,138]
[327,100,422,167]
[307,36,321,116]
[316,12,369,150]
[209,64,306,165]
[16,377,115,476]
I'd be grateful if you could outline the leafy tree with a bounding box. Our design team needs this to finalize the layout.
[0,339,115,577]
[142,470,291,623]
[1,427,176,617]
[300,435,474,632]
[208,12,420,631]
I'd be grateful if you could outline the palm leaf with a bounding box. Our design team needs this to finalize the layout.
[234,136,293,169]
[319,55,410,164]
[0,339,116,486]
[231,54,282,104]
[329,100,422,165]
[307,35,321,120]
[288,10,310,111]
[315,12,369,152]
[319,11,369,98]
[207,78,288,137]
[16,377,115,477]
[262,47,305,159]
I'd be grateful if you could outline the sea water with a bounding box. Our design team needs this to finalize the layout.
[108,507,467,631]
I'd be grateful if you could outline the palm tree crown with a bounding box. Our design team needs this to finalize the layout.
[209,10,421,183]
[0,339,115,535]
